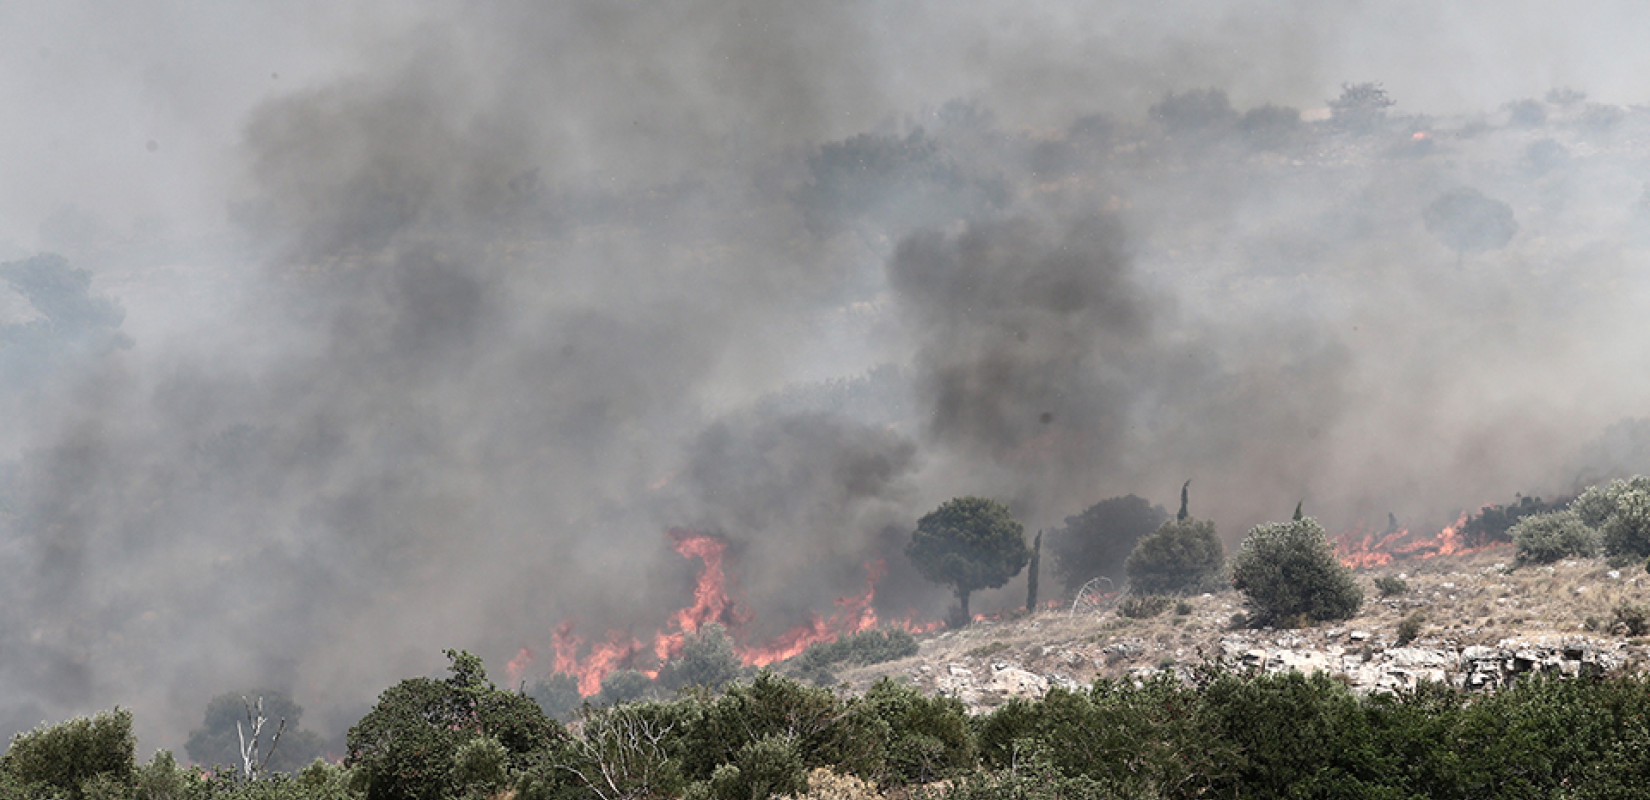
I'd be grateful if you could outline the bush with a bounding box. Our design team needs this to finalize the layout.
[860,678,975,785]
[345,650,565,800]
[0,708,136,800]
[1124,517,1224,595]
[658,624,743,692]
[679,672,884,784]
[599,670,655,706]
[1119,595,1171,619]
[698,735,808,800]
[1048,495,1168,592]
[1231,517,1363,627]
[1512,510,1598,565]
[1374,575,1409,596]
[792,628,919,677]
[1461,493,1570,544]
[1613,602,1649,636]
[1397,613,1425,646]
[1573,477,1650,560]
[526,673,582,723]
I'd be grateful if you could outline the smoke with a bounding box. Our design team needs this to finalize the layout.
[6,0,1650,756]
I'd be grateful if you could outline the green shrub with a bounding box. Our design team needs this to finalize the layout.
[1613,602,1649,636]
[679,672,884,783]
[699,735,807,800]
[1397,613,1425,646]
[1374,575,1409,596]
[1174,600,1194,616]
[1119,594,1172,619]
[658,624,743,692]
[598,670,655,706]
[525,673,582,723]
[345,650,565,800]
[859,678,975,785]
[792,628,920,679]
[1511,510,1598,565]
[1,707,136,800]
[1231,517,1363,626]
[1573,476,1650,560]
[1124,517,1224,595]
[1461,493,1570,544]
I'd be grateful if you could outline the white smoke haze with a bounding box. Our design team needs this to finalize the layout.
[7,0,1650,755]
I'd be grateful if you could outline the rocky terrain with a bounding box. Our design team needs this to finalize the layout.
[830,548,1650,713]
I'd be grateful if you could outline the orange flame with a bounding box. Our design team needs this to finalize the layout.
[1335,512,1504,568]
[505,647,534,688]
[527,532,943,695]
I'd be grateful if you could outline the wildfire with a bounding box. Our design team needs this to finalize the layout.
[515,530,941,696]
[1334,512,1504,568]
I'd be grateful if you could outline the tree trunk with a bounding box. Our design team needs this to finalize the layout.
[1026,530,1041,613]
[956,589,971,626]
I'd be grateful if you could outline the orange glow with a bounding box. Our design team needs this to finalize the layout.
[528,532,944,696]
[1335,512,1505,568]
[505,646,534,688]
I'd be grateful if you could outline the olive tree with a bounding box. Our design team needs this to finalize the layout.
[1231,516,1362,627]
[906,496,1029,624]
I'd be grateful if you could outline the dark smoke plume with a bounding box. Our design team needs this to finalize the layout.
[6,0,1650,757]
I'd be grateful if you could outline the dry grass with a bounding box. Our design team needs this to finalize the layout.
[781,768,888,800]
[830,548,1650,696]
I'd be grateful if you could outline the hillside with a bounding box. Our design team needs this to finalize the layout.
[829,548,1650,712]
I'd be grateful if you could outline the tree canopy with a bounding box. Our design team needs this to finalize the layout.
[905,496,1029,624]
[1048,494,1169,592]
[1231,516,1363,626]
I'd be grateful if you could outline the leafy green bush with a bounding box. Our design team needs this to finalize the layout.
[1374,575,1409,596]
[1613,602,1649,636]
[525,673,582,723]
[1511,509,1598,565]
[1048,495,1168,592]
[792,628,919,677]
[680,672,884,784]
[1231,517,1363,627]
[345,650,565,800]
[696,735,807,800]
[1124,517,1224,595]
[598,670,655,706]
[860,678,974,785]
[0,707,136,800]
[1461,493,1570,545]
[1573,477,1650,560]
[1397,613,1425,645]
[1118,594,1171,619]
[658,624,743,692]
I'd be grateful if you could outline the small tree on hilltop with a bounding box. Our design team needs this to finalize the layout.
[906,496,1029,625]
[1125,482,1224,594]
[1231,514,1362,627]
[1047,494,1168,593]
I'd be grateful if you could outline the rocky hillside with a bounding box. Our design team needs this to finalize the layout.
[830,548,1650,713]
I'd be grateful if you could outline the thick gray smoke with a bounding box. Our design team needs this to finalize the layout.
[7,0,1650,757]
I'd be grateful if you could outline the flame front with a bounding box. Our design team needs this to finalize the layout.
[528,532,942,695]
[1335,512,1503,568]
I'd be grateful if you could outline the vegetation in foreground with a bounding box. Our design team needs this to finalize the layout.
[11,650,1650,800]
